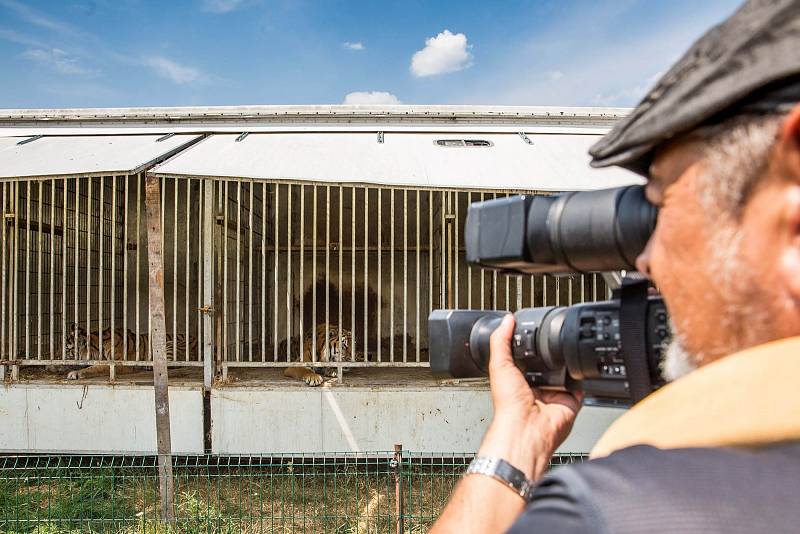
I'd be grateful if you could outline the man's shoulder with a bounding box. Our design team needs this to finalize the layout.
[509,442,800,534]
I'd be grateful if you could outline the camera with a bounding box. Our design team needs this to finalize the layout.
[429,185,669,406]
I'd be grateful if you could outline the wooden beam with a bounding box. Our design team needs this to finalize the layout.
[144,175,176,525]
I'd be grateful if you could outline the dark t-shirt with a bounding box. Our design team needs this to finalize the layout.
[507,442,800,534]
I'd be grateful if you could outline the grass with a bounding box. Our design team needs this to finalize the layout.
[0,456,475,534]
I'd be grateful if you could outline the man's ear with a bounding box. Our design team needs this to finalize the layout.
[778,103,800,173]
[775,104,800,306]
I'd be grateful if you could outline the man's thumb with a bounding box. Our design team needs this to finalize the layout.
[489,314,515,371]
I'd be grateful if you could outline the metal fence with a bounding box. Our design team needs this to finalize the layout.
[1,174,610,382]
[0,452,586,533]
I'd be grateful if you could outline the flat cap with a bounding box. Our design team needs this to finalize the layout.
[590,0,800,177]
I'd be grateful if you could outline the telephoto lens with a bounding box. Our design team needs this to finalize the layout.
[464,184,657,274]
[429,296,669,405]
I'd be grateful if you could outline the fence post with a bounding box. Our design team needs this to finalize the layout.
[394,443,404,534]
[144,175,176,525]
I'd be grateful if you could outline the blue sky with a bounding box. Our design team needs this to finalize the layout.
[0,0,742,109]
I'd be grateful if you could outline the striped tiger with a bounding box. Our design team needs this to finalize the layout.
[64,323,198,380]
[283,324,363,386]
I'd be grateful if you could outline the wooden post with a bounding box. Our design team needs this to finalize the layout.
[394,443,404,534]
[144,175,176,525]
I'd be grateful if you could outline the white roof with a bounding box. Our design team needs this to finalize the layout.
[152,132,641,191]
[0,134,201,179]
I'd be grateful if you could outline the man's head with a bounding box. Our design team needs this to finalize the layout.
[635,105,800,379]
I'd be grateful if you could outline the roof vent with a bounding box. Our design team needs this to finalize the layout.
[434,139,493,148]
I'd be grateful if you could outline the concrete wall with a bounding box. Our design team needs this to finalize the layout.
[0,384,204,454]
[211,386,622,455]
[0,383,622,455]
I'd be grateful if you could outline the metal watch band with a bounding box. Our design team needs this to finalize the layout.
[465,456,535,501]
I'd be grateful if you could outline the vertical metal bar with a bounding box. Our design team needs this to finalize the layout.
[111,176,117,376]
[123,176,129,363]
[467,191,472,310]
[74,179,79,352]
[49,180,55,359]
[337,185,343,378]
[186,180,192,362]
[144,176,176,526]
[223,181,229,369]
[249,182,254,362]
[325,185,330,366]
[136,174,142,361]
[530,275,535,307]
[36,182,42,360]
[403,189,407,363]
[203,180,214,389]
[312,185,317,362]
[393,444,404,534]
[492,193,497,310]
[377,188,382,362]
[364,187,369,361]
[480,192,485,309]
[455,191,459,310]
[593,272,598,302]
[286,184,293,361]
[351,187,356,359]
[62,179,67,359]
[299,185,305,357]
[261,183,266,363]
[25,180,30,360]
[429,191,433,315]
[390,188,394,362]
[12,182,18,371]
[94,180,99,358]
[556,276,561,306]
[236,181,241,363]
[273,184,279,362]
[173,178,179,364]
[87,178,92,356]
[415,190,420,362]
[441,191,446,309]
[1,183,6,361]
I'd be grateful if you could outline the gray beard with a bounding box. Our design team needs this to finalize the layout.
[661,329,698,382]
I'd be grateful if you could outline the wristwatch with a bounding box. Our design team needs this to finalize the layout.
[465,456,536,501]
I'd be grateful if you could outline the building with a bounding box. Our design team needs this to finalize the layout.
[0,105,635,455]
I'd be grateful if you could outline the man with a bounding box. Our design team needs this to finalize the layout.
[431,1,800,532]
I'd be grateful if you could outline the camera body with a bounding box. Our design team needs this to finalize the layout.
[429,185,669,406]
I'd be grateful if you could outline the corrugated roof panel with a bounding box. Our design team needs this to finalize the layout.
[152,132,641,191]
[0,134,202,179]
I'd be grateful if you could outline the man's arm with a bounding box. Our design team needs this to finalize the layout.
[430,314,582,533]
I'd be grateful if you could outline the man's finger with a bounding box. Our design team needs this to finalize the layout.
[489,314,515,372]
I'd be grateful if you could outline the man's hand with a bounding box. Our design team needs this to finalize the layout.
[479,313,583,479]
[430,314,582,534]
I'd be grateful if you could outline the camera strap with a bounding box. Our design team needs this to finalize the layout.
[619,278,653,404]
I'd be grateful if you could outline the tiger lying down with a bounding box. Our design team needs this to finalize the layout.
[61,323,197,380]
[283,324,366,386]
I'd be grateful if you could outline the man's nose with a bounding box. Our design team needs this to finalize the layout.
[635,239,653,279]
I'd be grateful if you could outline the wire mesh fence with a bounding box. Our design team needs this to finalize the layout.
[0,452,586,533]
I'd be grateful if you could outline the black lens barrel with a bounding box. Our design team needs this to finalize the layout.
[465,184,657,274]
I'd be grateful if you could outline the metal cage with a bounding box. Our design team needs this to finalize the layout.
[0,175,610,382]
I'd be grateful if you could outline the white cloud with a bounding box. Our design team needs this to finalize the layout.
[201,0,252,13]
[343,41,365,51]
[410,29,472,77]
[343,91,402,105]
[547,70,564,82]
[0,0,76,34]
[143,56,201,84]
[22,48,90,75]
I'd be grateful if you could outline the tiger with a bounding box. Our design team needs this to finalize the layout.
[63,323,198,380]
[283,324,363,386]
